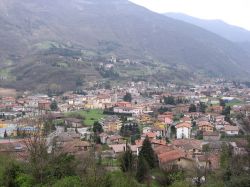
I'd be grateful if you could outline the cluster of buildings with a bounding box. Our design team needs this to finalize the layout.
[0,80,250,172]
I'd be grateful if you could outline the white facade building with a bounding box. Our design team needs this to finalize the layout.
[175,122,192,139]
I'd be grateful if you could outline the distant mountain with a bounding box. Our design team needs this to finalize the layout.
[0,0,250,91]
[165,12,250,43]
[237,42,250,54]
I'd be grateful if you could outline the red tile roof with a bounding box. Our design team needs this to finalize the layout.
[182,116,191,122]
[224,125,239,131]
[154,145,175,155]
[109,144,127,153]
[198,121,213,127]
[197,153,220,170]
[175,122,191,129]
[143,132,157,138]
[151,139,167,146]
[158,149,186,164]
[203,131,220,136]
[172,139,203,150]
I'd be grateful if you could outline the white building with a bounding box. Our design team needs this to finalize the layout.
[142,126,152,134]
[224,125,239,136]
[175,122,192,139]
[113,106,143,116]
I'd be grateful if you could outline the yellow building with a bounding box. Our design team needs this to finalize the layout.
[0,120,7,128]
[154,121,165,129]
[137,114,153,124]
[198,121,214,132]
[12,126,39,137]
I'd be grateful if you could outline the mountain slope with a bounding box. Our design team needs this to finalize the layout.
[237,42,250,54]
[0,0,250,91]
[165,12,250,43]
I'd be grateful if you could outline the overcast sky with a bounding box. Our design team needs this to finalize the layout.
[129,0,250,31]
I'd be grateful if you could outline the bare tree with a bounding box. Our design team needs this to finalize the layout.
[23,116,49,183]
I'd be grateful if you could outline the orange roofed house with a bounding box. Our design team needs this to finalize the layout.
[156,146,194,171]
[198,121,214,132]
[224,125,239,136]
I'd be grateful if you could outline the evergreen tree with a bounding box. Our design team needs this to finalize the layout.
[139,136,155,168]
[120,147,134,173]
[4,130,8,138]
[93,135,101,144]
[220,143,231,168]
[136,154,149,183]
[189,104,197,112]
[222,106,231,122]
[123,93,132,102]
[199,102,207,113]
[120,123,140,137]
[16,127,21,137]
[50,100,58,111]
[93,121,103,134]
[75,126,78,133]
[164,96,175,105]
[120,124,125,136]
[222,106,231,116]
[219,99,226,108]
[75,77,83,87]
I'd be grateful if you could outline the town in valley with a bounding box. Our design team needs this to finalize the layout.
[0,78,250,186]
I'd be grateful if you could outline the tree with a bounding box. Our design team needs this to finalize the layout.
[2,161,23,187]
[109,171,143,187]
[50,100,58,111]
[120,123,140,137]
[136,154,149,183]
[4,130,7,138]
[189,104,197,112]
[156,167,184,186]
[202,144,211,180]
[93,121,103,134]
[52,176,82,187]
[75,77,83,87]
[47,153,76,180]
[222,106,231,122]
[24,117,79,184]
[222,106,231,116]
[120,147,134,173]
[43,116,56,136]
[25,136,50,183]
[123,93,132,102]
[164,96,175,105]
[196,130,203,140]
[219,99,226,108]
[81,151,112,187]
[15,173,35,187]
[93,135,101,144]
[220,143,231,169]
[199,102,207,113]
[16,127,21,137]
[139,136,155,168]
[104,82,111,90]
[228,175,250,187]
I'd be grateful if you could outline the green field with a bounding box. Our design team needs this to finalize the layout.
[226,100,244,107]
[65,109,106,126]
[34,41,62,50]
